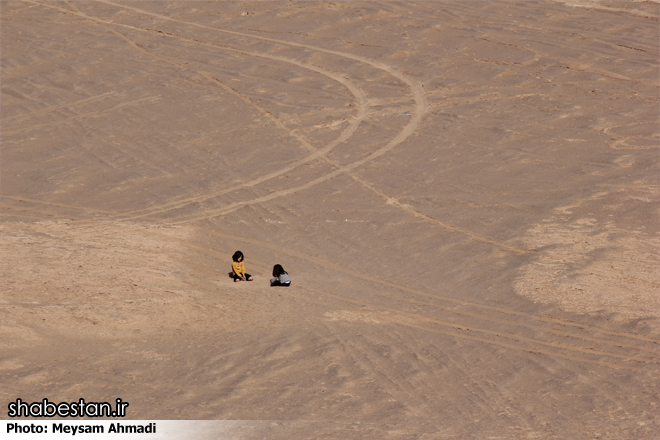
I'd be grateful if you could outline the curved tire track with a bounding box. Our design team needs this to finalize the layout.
[93,2,537,257]
[27,1,531,255]
[30,0,373,221]
[85,1,428,225]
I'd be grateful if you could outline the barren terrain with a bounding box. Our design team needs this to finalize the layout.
[1,1,659,438]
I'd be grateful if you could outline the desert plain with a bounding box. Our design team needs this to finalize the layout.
[1,1,659,438]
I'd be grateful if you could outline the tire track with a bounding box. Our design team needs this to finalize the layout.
[333,280,660,360]
[87,2,539,257]
[0,204,67,220]
[311,287,656,371]
[347,175,532,255]
[320,299,550,431]
[85,1,428,223]
[82,0,427,189]
[30,0,372,222]
[0,196,120,216]
[476,16,656,55]
[281,284,652,372]
[2,96,160,135]
[420,7,656,85]
[27,1,533,256]
[320,320,434,417]
[436,348,511,421]
[98,27,370,221]
[3,91,116,123]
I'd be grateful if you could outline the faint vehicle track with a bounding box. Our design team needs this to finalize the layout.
[320,320,438,418]
[2,96,160,135]
[334,280,660,360]
[0,196,119,216]
[306,290,656,372]
[307,282,658,371]
[419,5,657,85]
[3,91,117,122]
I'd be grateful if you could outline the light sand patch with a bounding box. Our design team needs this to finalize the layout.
[0,221,197,346]
[324,309,386,324]
[554,0,660,19]
[514,217,660,319]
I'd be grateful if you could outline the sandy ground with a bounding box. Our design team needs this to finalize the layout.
[1,1,659,438]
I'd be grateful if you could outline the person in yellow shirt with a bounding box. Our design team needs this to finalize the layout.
[231,250,253,282]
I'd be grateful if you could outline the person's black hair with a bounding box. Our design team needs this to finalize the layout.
[232,251,244,262]
[272,264,287,277]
